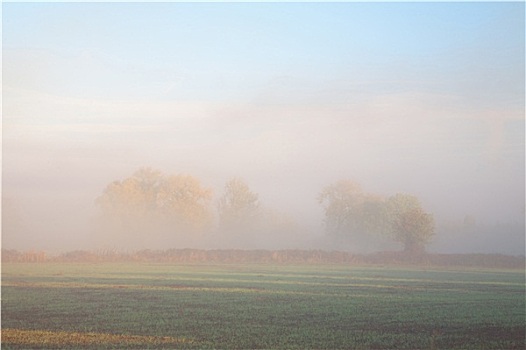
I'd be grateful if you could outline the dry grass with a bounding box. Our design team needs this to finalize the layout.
[1,328,194,348]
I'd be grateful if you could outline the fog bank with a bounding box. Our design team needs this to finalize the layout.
[3,3,524,255]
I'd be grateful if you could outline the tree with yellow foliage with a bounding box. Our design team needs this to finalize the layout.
[96,168,212,242]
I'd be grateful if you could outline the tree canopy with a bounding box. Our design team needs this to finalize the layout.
[217,178,260,236]
[95,168,213,242]
[318,180,388,240]
[388,197,435,254]
[95,169,435,253]
[319,180,435,253]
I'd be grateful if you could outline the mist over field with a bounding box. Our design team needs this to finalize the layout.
[2,2,525,255]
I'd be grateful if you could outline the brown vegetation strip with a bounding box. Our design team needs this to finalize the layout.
[1,328,194,347]
[4,249,525,269]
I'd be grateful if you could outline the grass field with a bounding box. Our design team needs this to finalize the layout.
[2,263,525,349]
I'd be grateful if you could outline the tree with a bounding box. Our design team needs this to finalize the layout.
[318,181,435,253]
[95,168,213,245]
[386,193,421,221]
[387,194,435,254]
[96,168,159,234]
[96,168,164,228]
[317,180,365,239]
[157,174,213,231]
[318,180,388,244]
[217,178,260,236]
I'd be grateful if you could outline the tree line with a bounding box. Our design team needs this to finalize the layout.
[95,167,435,254]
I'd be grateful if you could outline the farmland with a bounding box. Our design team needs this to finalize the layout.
[2,263,525,349]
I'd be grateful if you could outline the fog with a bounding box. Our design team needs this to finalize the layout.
[2,3,524,255]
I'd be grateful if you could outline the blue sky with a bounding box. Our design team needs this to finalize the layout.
[3,2,525,252]
[4,2,523,101]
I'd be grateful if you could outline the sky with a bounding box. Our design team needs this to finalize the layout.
[2,2,525,253]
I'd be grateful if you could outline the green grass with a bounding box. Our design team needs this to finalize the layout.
[2,263,525,349]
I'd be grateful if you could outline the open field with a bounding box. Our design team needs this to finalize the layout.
[2,263,525,349]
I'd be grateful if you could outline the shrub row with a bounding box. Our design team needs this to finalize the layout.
[2,248,524,269]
